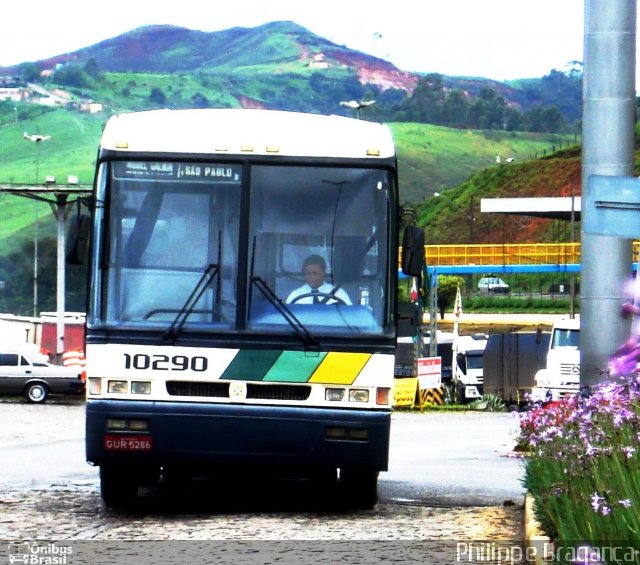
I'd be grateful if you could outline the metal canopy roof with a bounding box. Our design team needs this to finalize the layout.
[0,183,92,204]
[480,196,581,220]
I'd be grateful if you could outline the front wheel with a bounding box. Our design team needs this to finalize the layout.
[340,468,379,510]
[25,383,48,403]
[100,465,140,509]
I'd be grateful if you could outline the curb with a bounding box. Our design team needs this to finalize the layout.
[524,494,553,564]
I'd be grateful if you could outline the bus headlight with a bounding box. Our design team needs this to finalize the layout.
[326,388,345,401]
[349,389,369,403]
[131,381,151,395]
[107,380,128,394]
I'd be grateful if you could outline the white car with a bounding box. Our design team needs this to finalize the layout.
[0,351,85,403]
[477,276,510,294]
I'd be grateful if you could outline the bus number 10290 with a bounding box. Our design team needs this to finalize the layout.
[123,353,208,372]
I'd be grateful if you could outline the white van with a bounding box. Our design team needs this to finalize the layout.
[477,276,510,294]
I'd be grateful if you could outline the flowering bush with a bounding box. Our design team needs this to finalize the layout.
[519,374,640,549]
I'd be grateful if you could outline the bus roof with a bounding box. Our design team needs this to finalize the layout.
[100,109,395,160]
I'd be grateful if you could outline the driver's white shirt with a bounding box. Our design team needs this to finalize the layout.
[285,282,352,305]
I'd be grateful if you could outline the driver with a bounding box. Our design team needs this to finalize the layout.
[286,255,352,305]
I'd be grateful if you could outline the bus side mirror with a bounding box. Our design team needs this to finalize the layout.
[401,226,425,277]
[66,214,90,265]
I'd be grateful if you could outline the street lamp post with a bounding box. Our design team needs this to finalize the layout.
[23,132,51,317]
[339,99,375,119]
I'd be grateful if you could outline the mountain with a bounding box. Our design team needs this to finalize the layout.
[18,22,417,91]
[3,21,581,123]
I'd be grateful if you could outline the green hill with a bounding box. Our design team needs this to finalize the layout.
[416,146,583,245]
[0,107,573,246]
[389,123,573,204]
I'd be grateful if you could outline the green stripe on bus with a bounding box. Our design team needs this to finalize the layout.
[263,351,327,383]
[221,349,282,381]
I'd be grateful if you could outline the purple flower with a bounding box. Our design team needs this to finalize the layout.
[573,545,605,564]
[590,493,605,513]
[621,446,636,459]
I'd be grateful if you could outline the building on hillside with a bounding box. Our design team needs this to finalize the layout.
[0,87,28,102]
[308,53,330,69]
[0,75,24,87]
[79,101,103,113]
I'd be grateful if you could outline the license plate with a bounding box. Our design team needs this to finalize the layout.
[104,434,153,451]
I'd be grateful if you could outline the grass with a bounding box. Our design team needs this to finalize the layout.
[464,295,576,313]
[390,123,574,204]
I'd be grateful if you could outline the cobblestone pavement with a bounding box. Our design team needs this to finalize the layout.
[0,484,523,541]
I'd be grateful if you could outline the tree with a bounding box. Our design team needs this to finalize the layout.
[191,92,210,108]
[442,90,469,128]
[397,74,446,124]
[19,63,40,83]
[53,65,89,88]
[83,58,100,79]
[524,105,567,133]
[437,275,465,320]
[149,87,166,105]
[468,88,506,130]
[504,107,525,132]
[0,238,87,315]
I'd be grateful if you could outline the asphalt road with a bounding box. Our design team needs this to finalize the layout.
[0,399,524,506]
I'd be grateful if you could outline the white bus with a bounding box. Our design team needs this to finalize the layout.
[73,108,424,509]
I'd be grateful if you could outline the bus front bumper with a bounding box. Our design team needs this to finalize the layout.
[86,400,391,472]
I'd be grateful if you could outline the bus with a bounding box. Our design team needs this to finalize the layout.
[72,108,424,509]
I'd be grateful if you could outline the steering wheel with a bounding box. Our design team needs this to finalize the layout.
[289,292,347,305]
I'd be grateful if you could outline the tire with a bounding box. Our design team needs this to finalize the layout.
[100,464,140,509]
[25,383,48,403]
[340,468,379,510]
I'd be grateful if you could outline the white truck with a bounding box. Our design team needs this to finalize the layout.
[530,318,580,403]
[452,334,488,403]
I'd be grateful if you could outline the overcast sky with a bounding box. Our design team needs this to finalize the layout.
[2,0,586,80]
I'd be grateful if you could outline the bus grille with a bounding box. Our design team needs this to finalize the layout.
[166,381,230,397]
[246,384,311,401]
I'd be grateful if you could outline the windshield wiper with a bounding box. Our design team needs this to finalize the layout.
[164,263,219,342]
[251,276,320,349]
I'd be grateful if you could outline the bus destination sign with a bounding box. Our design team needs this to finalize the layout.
[115,161,241,183]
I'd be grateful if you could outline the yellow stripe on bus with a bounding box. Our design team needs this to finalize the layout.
[308,352,371,385]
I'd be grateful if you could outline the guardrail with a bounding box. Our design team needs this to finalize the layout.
[399,242,640,267]
[424,243,581,266]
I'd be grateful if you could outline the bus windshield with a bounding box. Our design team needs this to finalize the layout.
[91,160,392,338]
